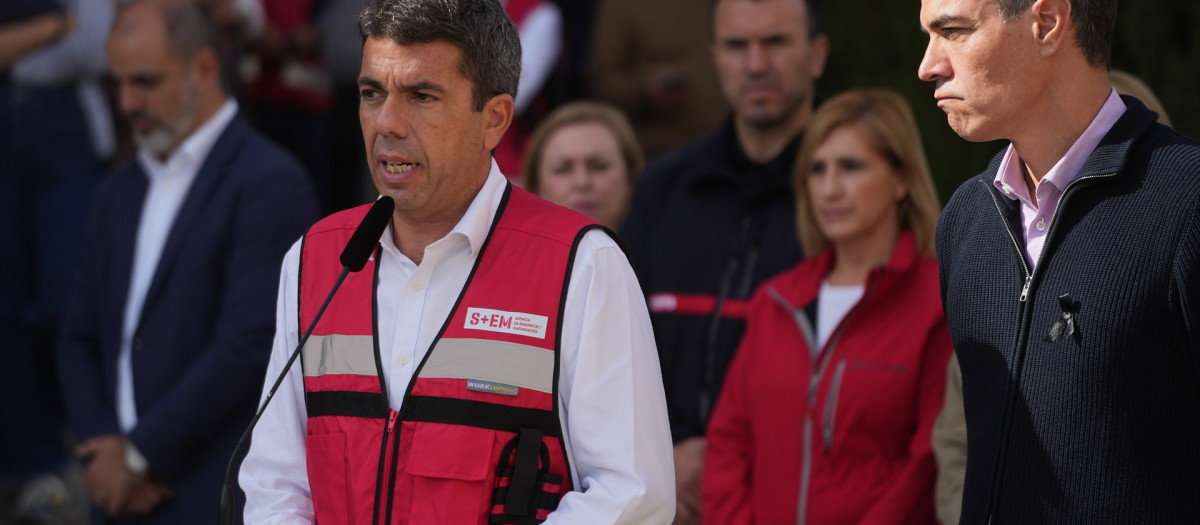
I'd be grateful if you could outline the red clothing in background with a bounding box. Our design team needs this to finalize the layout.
[702,230,952,525]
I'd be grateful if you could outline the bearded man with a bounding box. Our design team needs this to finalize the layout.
[55,0,317,522]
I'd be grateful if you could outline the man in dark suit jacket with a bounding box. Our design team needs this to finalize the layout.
[56,0,318,522]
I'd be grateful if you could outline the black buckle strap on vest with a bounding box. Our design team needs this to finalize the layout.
[495,441,559,485]
[305,391,389,419]
[490,490,560,514]
[401,396,561,437]
[1044,293,1081,343]
[506,428,544,516]
[489,430,561,525]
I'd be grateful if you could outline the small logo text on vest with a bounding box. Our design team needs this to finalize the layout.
[466,379,520,396]
[464,307,548,339]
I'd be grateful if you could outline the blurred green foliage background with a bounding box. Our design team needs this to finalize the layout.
[816,1,1199,201]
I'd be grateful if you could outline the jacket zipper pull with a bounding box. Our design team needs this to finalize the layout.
[1019,275,1032,302]
[387,409,399,433]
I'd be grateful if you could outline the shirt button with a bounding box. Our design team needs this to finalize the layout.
[410,280,422,291]
[1036,219,1047,231]
[398,356,409,365]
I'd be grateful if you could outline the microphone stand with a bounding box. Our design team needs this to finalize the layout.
[218,267,350,525]
[217,195,390,524]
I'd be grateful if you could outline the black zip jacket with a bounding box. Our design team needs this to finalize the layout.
[620,117,804,442]
[936,96,1200,524]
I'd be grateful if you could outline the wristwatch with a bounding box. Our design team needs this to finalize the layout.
[125,440,150,474]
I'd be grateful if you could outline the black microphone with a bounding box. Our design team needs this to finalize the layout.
[218,196,394,525]
[341,197,395,271]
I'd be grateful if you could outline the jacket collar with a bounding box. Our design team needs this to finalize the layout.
[775,229,920,310]
[979,95,1158,189]
[682,115,801,197]
[139,113,249,312]
[976,95,1159,228]
[1076,95,1158,178]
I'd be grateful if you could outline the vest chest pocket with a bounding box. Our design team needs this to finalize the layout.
[405,422,496,523]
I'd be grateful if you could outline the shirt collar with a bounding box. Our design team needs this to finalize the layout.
[451,159,507,258]
[994,88,1126,202]
[137,99,239,179]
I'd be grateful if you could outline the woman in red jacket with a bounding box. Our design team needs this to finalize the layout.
[702,88,952,525]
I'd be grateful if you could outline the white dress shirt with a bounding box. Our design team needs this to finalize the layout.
[240,162,675,524]
[116,100,238,432]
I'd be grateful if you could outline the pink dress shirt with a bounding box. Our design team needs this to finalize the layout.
[993,89,1127,268]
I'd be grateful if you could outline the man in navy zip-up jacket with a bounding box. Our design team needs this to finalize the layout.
[919,0,1199,522]
[620,0,830,522]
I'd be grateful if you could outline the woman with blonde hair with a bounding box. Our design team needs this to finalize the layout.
[521,101,644,230]
[703,89,952,525]
[1109,69,1172,127]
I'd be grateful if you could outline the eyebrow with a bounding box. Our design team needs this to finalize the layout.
[718,32,789,45]
[397,81,444,94]
[924,14,972,33]
[128,73,164,86]
[357,76,385,90]
[356,76,446,94]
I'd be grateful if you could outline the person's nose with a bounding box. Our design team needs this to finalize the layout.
[571,166,593,191]
[745,42,769,74]
[373,96,411,139]
[118,84,142,116]
[815,170,846,202]
[917,37,948,83]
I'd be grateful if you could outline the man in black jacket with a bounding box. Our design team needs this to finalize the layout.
[619,0,829,523]
[920,0,1200,522]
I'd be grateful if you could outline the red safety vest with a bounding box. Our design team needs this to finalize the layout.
[298,185,603,524]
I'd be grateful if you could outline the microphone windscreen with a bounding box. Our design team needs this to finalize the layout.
[340,196,395,272]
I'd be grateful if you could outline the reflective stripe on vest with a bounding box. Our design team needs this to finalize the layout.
[298,185,602,524]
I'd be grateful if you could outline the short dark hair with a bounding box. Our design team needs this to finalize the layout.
[709,0,824,40]
[997,0,1116,67]
[358,0,522,111]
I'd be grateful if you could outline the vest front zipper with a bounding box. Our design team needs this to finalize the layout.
[371,409,398,525]
[382,410,403,525]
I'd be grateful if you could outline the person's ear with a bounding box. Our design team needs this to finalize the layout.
[1030,0,1070,58]
[191,47,221,88]
[809,33,830,80]
[482,94,513,151]
[892,169,909,202]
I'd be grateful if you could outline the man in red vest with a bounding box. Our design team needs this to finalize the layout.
[239,1,675,523]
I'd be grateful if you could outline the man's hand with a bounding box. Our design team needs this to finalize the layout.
[78,435,171,516]
[79,434,129,513]
[122,475,173,516]
[672,437,706,525]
